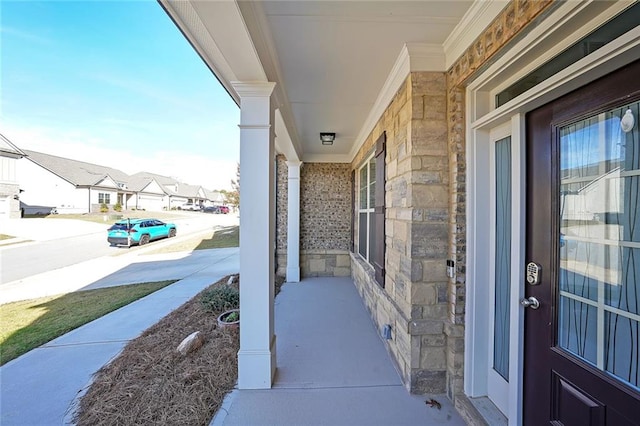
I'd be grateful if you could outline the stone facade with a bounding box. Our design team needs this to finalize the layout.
[300,163,352,277]
[351,72,450,393]
[275,155,288,277]
[275,158,353,279]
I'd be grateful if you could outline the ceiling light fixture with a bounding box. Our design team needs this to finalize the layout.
[320,132,335,145]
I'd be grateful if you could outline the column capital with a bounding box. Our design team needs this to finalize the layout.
[285,160,302,168]
[287,161,302,179]
[231,81,276,98]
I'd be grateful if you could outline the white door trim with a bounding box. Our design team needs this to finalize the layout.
[464,3,640,425]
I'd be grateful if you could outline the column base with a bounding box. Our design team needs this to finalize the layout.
[238,334,277,389]
[286,267,300,283]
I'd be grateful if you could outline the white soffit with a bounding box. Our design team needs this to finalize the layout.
[163,0,476,164]
[260,1,472,163]
[346,43,445,163]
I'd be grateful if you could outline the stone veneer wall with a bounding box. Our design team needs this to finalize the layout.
[275,155,288,277]
[275,158,353,278]
[444,0,553,401]
[351,71,450,393]
[300,163,352,277]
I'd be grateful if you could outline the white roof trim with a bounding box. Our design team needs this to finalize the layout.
[443,0,507,70]
[275,109,299,162]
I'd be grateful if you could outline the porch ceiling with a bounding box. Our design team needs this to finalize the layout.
[161,0,493,163]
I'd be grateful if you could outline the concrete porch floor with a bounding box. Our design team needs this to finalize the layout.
[213,276,465,426]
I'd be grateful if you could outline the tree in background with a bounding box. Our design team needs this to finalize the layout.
[222,163,240,208]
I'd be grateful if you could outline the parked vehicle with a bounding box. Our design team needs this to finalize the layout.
[203,205,221,214]
[107,219,177,247]
[202,205,230,214]
[178,202,201,211]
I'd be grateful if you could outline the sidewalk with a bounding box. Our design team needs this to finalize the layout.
[212,277,466,426]
[0,247,239,426]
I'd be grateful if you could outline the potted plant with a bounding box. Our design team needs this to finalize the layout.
[217,309,239,329]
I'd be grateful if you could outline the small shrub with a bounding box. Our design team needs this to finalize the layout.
[113,202,122,212]
[100,203,108,213]
[200,285,239,313]
[223,311,239,322]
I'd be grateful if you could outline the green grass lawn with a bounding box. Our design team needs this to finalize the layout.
[0,280,175,365]
[197,226,239,249]
[144,225,239,254]
[23,211,185,224]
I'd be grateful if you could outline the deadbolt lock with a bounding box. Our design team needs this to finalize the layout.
[526,262,542,285]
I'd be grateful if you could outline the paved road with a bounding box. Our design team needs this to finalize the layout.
[0,213,238,285]
[1,233,110,284]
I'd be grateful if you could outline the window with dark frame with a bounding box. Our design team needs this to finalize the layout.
[356,132,386,287]
[358,156,375,261]
[98,193,110,204]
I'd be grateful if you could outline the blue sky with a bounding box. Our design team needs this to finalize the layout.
[1,0,239,190]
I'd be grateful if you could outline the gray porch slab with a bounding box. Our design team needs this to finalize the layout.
[216,277,465,426]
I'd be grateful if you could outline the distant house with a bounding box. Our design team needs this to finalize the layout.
[16,150,133,214]
[127,172,209,210]
[10,147,222,214]
[0,135,26,218]
[204,189,225,206]
[127,172,175,211]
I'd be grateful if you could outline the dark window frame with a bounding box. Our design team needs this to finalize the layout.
[356,132,386,287]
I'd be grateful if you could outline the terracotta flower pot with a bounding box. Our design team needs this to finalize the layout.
[217,309,240,329]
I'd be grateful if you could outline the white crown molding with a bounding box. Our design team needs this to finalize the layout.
[443,0,507,70]
[348,43,445,163]
[230,81,276,97]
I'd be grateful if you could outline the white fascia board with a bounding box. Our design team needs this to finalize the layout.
[443,0,507,70]
[348,43,445,163]
[95,175,118,188]
[237,0,304,161]
[275,109,300,162]
[160,0,267,106]
[140,179,165,195]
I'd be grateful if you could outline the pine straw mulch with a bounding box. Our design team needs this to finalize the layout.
[73,275,284,426]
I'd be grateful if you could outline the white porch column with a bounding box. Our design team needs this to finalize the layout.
[232,81,276,389]
[286,161,302,282]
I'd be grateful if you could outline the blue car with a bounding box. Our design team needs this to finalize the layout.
[107,218,177,247]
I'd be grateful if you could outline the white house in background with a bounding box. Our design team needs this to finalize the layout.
[16,150,133,214]
[128,172,210,211]
[204,189,225,206]
[9,147,225,214]
[0,134,26,218]
[127,172,174,211]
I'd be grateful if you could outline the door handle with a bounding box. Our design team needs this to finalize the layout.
[520,297,540,309]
